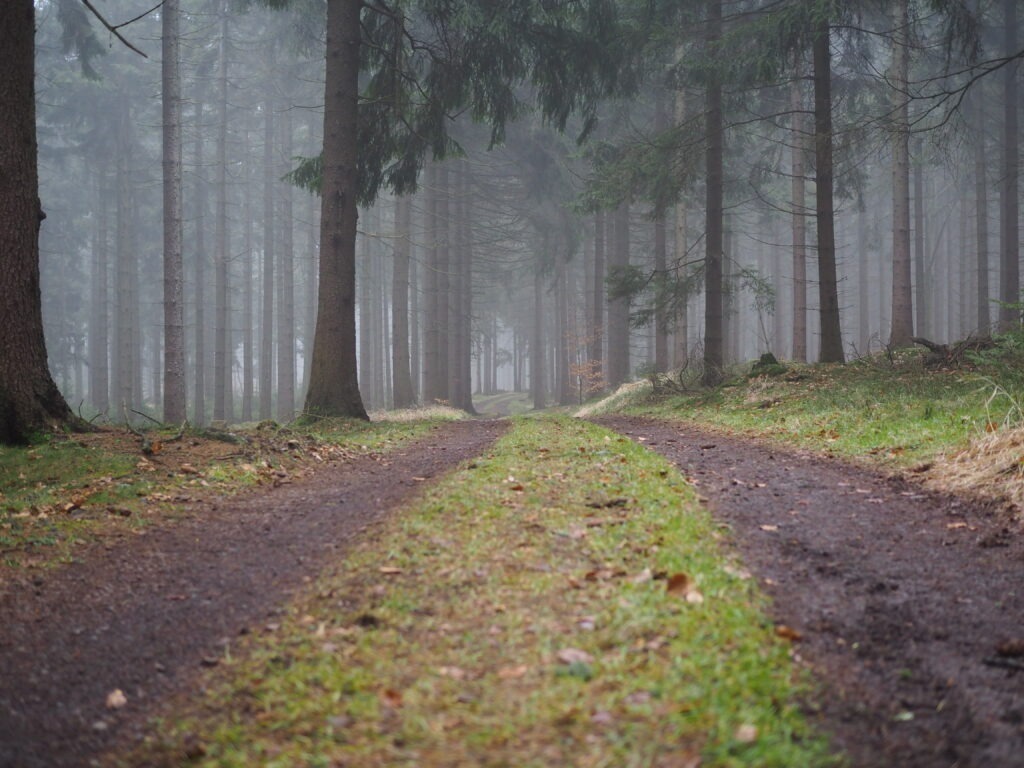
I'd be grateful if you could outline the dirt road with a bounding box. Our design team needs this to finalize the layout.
[599,415,1024,768]
[0,420,506,768]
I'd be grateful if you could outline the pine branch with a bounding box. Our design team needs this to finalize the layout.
[79,0,149,59]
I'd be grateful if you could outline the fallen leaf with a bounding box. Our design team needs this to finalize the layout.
[179,463,200,475]
[734,723,758,743]
[378,566,403,575]
[946,522,968,530]
[556,648,594,665]
[665,573,704,604]
[759,524,779,532]
[508,483,525,492]
[105,689,127,709]
[631,567,653,584]
[775,625,803,642]
[380,688,403,708]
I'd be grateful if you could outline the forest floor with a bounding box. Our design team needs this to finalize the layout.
[1,362,1023,766]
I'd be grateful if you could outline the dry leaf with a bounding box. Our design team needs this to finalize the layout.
[775,625,803,642]
[379,688,403,708]
[759,524,779,532]
[105,689,127,710]
[438,666,468,680]
[556,648,594,665]
[735,723,758,743]
[666,573,705,605]
[378,566,403,575]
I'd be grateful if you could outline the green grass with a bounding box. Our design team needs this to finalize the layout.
[621,353,1014,467]
[122,417,837,768]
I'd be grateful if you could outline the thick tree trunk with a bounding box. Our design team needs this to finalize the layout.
[436,163,451,402]
[391,194,416,408]
[304,0,367,419]
[702,0,724,385]
[162,0,186,424]
[653,91,669,373]
[999,0,1020,331]
[890,0,914,348]
[812,16,845,362]
[0,0,77,444]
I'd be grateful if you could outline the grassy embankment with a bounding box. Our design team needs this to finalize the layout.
[116,416,836,768]
[583,345,1024,509]
[0,409,463,568]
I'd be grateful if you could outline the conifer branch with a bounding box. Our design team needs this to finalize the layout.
[80,0,149,59]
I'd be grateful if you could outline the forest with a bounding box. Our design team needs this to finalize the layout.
[3,1,1024,767]
[1,0,1019,436]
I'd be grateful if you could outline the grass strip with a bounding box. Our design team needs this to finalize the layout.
[124,416,836,768]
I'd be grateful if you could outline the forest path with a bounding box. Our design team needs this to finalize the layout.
[0,419,507,768]
[596,415,1024,768]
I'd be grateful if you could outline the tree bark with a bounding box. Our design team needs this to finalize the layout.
[607,202,630,387]
[812,15,845,362]
[890,0,914,348]
[161,0,186,423]
[702,0,725,385]
[790,73,807,362]
[590,210,605,385]
[213,5,231,422]
[90,172,109,415]
[304,0,368,419]
[0,0,77,443]
[242,129,254,422]
[999,0,1020,331]
[532,251,545,410]
[392,194,415,407]
[277,107,296,422]
[192,100,207,425]
[260,98,275,419]
[974,91,990,334]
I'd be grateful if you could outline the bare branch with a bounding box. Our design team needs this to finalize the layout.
[80,0,149,59]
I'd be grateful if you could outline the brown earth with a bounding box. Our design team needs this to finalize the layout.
[597,415,1024,768]
[0,419,506,768]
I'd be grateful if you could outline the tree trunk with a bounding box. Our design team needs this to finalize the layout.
[890,0,914,348]
[790,72,808,362]
[532,252,545,410]
[913,140,927,339]
[277,108,295,422]
[974,91,990,334]
[590,210,605,385]
[391,194,415,407]
[999,0,1020,331]
[90,172,109,415]
[161,0,185,423]
[0,0,77,443]
[702,0,725,385]
[192,100,207,425]
[242,130,254,422]
[436,163,451,402]
[304,0,368,419]
[213,5,231,422]
[422,163,440,402]
[260,98,275,419]
[653,91,669,373]
[812,15,845,362]
[607,202,630,387]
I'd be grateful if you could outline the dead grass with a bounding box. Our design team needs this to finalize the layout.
[929,425,1024,516]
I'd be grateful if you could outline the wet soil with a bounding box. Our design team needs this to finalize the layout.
[0,419,506,768]
[597,416,1024,768]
